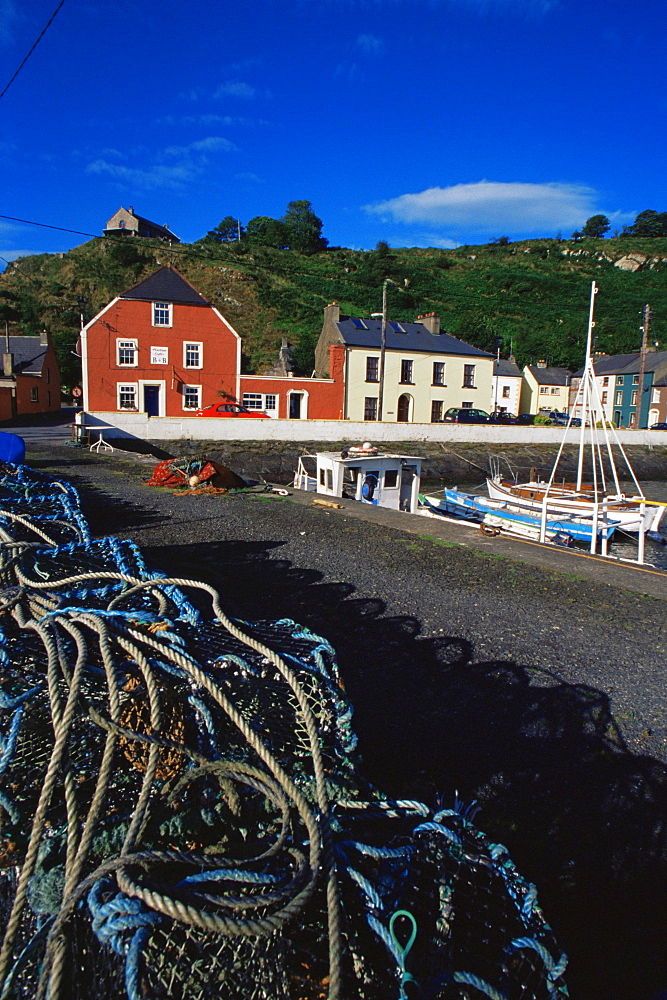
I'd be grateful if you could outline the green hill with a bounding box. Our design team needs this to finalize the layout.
[1,234,666,389]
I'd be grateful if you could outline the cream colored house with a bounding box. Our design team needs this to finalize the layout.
[315,304,493,422]
[520,362,571,415]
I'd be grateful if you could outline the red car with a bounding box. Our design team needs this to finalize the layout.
[194,403,269,418]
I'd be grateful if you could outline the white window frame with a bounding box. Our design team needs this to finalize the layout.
[242,393,264,410]
[183,341,203,369]
[30,386,39,403]
[153,302,172,327]
[432,362,446,386]
[117,382,138,410]
[117,338,138,367]
[182,385,202,411]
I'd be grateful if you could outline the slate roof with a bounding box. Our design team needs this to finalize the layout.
[130,214,179,241]
[618,350,667,374]
[572,353,639,378]
[2,337,48,375]
[120,267,210,306]
[525,365,571,386]
[572,351,667,378]
[335,317,492,358]
[494,359,522,378]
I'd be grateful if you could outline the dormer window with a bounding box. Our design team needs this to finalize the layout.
[153,302,172,327]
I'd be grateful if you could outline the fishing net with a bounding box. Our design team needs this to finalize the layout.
[0,459,568,999]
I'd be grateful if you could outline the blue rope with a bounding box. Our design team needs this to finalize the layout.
[88,879,163,1000]
[508,937,568,997]
[453,971,508,999]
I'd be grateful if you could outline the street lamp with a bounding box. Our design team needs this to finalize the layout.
[377,277,400,422]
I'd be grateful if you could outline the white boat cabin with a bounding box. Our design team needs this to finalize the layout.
[295,450,424,513]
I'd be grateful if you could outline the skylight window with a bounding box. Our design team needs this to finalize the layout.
[388,321,406,333]
[350,318,368,330]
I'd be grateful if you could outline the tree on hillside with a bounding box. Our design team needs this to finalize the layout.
[581,214,611,238]
[621,209,667,238]
[281,200,328,255]
[207,216,243,242]
[245,216,290,249]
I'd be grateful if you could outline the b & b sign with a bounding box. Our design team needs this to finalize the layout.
[151,347,168,365]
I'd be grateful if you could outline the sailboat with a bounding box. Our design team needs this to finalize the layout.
[486,282,666,558]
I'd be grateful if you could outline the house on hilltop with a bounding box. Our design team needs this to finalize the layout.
[315,304,493,422]
[0,330,61,422]
[104,206,180,243]
[520,362,571,415]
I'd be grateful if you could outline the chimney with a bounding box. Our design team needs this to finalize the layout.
[537,359,547,368]
[3,354,13,376]
[324,302,340,323]
[40,329,49,346]
[128,206,134,214]
[417,312,441,334]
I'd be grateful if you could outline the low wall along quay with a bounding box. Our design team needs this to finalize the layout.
[78,412,667,486]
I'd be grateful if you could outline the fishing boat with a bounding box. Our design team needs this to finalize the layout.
[485,282,666,557]
[420,489,619,545]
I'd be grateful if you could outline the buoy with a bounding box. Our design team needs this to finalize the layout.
[189,475,201,488]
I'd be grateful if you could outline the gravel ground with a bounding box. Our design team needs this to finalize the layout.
[22,442,667,1000]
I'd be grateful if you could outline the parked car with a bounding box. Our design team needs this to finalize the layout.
[649,422,667,430]
[489,411,517,424]
[442,407,490,423]
[541,410,582,427]
[194,403,269,418]
[517,413,535,424]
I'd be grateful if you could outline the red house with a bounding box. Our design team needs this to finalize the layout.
[0,331,61,422]
[81,267,343,420]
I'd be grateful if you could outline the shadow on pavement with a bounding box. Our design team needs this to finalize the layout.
[140,535,667,1000]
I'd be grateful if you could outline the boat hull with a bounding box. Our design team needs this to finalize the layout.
[420,490,618,544]
[486,478,665,533]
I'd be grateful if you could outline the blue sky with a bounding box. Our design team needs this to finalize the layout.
[1,0,665,267]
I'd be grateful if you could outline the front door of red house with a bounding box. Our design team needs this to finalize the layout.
[289,393,303,419]
[143,385,160,416]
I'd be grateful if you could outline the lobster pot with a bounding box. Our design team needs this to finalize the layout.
[0,461,567,1000]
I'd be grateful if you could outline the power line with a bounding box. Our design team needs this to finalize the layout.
[0,0,66,101]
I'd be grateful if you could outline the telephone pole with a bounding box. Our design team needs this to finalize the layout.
[635,303,651,428]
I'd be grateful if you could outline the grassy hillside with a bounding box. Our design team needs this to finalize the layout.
[1,233,666,389]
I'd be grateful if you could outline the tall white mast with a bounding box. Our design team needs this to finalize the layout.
[576,281,597,491]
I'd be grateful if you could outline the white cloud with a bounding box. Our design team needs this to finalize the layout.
[87,160,194,190]
[357,33,385,55]
[87,135,237,191]
[163,136,238,156]
[235,172,263,183]
[161,114,269,127]
[213,81,256,99]
[451,0,556,13]
[365,181,626,235]
[0,0,18,45]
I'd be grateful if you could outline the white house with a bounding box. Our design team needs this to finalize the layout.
[491,358,523,415]
[315,304,494,422]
